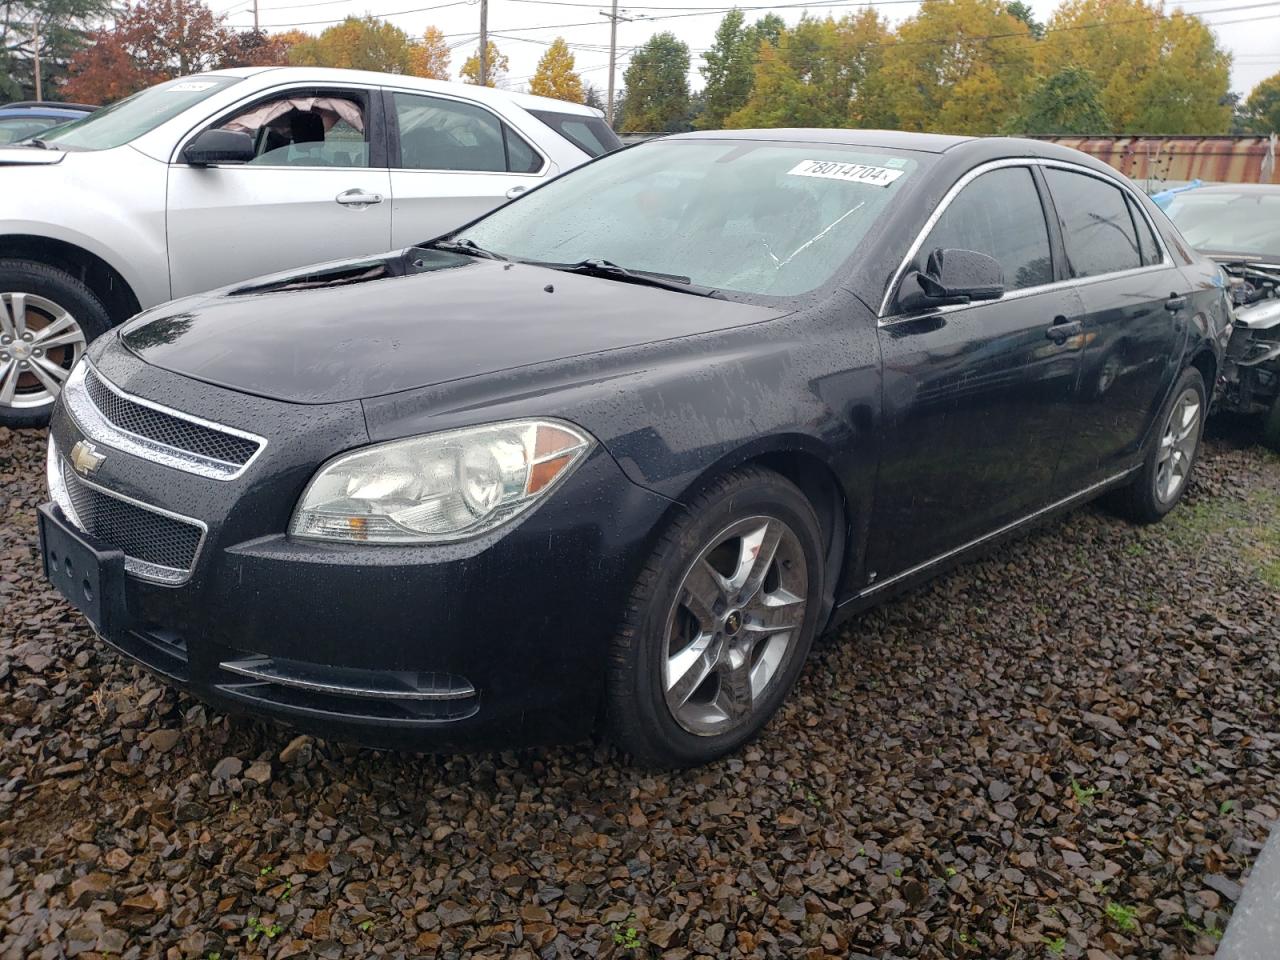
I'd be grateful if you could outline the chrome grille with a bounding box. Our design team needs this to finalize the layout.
[84,368,260,466]
[62,362,266,481]
[59,459,205,584]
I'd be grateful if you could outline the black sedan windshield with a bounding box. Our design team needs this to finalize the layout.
[458,139,921,299]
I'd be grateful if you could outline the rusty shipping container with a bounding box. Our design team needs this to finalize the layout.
[1035,135,1279,186]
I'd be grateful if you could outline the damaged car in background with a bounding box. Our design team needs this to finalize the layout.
[1164,183,1280,448]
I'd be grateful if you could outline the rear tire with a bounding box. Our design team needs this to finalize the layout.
[1108,366,1207,523]
[0,259,109,429]
[606,467,826,767]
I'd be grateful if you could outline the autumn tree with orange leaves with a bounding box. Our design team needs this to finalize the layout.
[529,37,584,103]
[408,26,450,80]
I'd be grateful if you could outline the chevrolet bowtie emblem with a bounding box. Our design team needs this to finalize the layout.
[70,440,106,476]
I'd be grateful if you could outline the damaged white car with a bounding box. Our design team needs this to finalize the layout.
[0,67,618,425]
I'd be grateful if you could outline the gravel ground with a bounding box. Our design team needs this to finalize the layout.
[1,421,1278,960]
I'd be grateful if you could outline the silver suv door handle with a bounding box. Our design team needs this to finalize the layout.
[505,185,527,200]
[336,189,383,207]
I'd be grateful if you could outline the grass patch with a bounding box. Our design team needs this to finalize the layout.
[1104,901,1138,933]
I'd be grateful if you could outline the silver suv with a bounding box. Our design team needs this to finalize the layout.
[0,67,618,425]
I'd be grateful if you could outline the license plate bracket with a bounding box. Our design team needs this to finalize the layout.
[37,503,129,638]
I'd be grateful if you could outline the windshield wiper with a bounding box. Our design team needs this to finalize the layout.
[424,238,508,262]
[541,258,717,297]
[24,137,50,149]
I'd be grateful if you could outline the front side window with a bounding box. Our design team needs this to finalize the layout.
[218,93,369,167]
[38,75,241,151]
[1045,168,1142,278]
[458,139,922,300]
[394,93,540,173]
[921,166,1052,291]
[1127,195,1163,266]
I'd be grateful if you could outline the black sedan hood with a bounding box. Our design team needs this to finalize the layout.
[120,252,785,404]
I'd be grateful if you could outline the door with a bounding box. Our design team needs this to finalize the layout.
[1040,167,1188,487]
[866,165,1086,582]
[386,91,550,248]
[166,87,392,299]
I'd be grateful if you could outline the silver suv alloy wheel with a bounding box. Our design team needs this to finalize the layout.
[662,515,808,736]
[0,292,87,411]
[1155,387,1201,504]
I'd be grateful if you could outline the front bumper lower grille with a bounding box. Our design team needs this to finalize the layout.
[48,439,206,585]
[62,361,265,480]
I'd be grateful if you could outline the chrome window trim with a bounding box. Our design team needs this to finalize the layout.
[50,438,209,587]
[878,157,1173,322]
[63,359,266,481]
[854,467,1138,599]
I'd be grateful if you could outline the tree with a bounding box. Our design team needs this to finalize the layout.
[529,37,584,103]
[1008,65,1109,133]
[1243,73,1280,134]
[619,32,690,133]
[222,29,292,68]
[289,15,413,73]
[1038,0,1230,133]
[1005,1,1044,38]
[460,40,508,87]
[729,13,892,130]
[881,0,1036,135]
[2,0,109,101]
[582,81,605,111]
[407,25,450,80]
[63,0,233,103]
[699,11,791,129]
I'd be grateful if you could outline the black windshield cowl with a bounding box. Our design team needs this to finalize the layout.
[425,238,510,262]
[540,259,718,298]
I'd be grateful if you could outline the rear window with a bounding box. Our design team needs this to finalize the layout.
[528,109,621,157]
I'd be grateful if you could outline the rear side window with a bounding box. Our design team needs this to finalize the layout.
[1045,169,1142,277]
[528,109,622,157]
[393,93,543,173]
[922,166,1053,290]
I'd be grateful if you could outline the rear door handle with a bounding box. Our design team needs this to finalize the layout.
[505,185,527,200]
[1046,316,1083,344]
[335,189,383,207]
[1165,295,1188,312]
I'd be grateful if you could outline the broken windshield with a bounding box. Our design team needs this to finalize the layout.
[456,139,921,301]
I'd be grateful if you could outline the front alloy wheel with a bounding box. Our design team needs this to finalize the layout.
[663,517,808,737]
[0,259,111,428]
[0,292,87,412]
[608,467,825,766]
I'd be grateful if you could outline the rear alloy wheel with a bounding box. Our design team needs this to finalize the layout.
[0,260,110,428]
[1107,366,1207,523]
[608,468,825,766]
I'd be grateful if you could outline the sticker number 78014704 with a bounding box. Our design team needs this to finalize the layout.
[786,159,905,187]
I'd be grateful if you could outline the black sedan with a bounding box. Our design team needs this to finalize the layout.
[38,131,1230,766]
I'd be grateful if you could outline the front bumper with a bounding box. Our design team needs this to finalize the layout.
[42,345,673,750]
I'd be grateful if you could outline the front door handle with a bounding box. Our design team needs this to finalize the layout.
[505,185,527,200]
[335,189,383,207]
[1165,294,1188,312]
[1046,316,1083,344]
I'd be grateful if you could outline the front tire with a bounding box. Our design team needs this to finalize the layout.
[606,467,826,767]
[0,259,109,428]
[1261,392,1280,452]
[1109,366,1207,523]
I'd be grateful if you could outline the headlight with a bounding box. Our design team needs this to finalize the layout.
[289,419,592,544]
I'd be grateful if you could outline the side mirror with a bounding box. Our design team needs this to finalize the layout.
[182,129,255,167]
[898,247,1005,312]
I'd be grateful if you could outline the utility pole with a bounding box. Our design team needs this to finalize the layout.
[599,2,633,126]
[253,0,259,33]
[478,0,489,86]
[32,17,42,101]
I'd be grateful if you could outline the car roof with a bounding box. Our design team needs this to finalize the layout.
[203,66,605,119]
[0,104,92,117]
[670,128,974,153]
[1176,182,1280,195]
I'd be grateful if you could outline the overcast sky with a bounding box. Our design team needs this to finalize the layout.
[207,0,1280,102]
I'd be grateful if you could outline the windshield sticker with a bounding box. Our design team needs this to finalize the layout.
[787,159,904,187]
[168,81,218,92]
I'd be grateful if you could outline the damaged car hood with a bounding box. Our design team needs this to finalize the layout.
[120,252,785,404]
